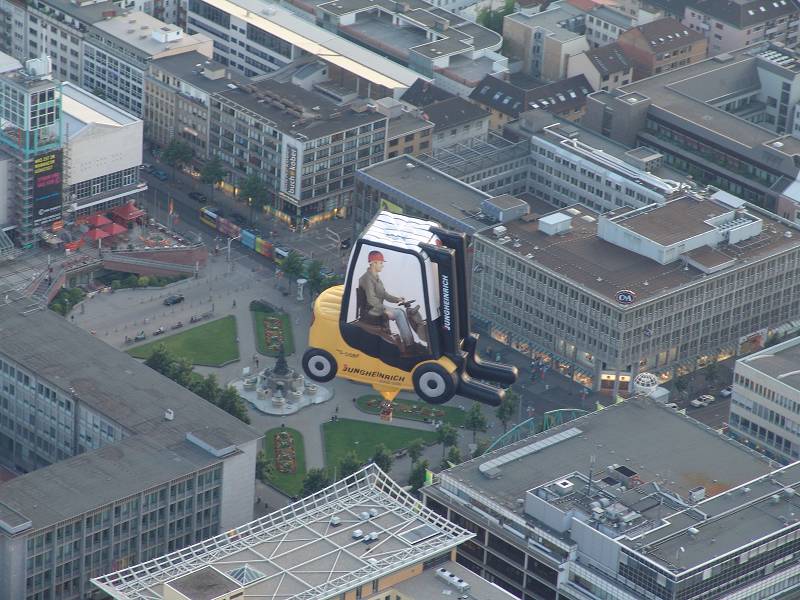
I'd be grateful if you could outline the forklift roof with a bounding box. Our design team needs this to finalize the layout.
[363,211,440,254]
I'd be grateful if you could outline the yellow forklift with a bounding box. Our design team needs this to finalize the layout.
[302,212,517,419]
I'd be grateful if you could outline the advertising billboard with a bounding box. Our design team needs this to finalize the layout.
[32,150,63,226]
[283,144,299,199]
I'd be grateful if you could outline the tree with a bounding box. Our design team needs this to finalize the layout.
[144,344,173,376]
[408,460,429,493]
[301,468,331,497]
[239,175,268,226]
[496,390,519,433]
[472,438,490,459]
[338,450,362,479]
[305,259,335,302]
[436,423,459,458]
[200,158,227,202]
[443,445,461,469]
[371,444,393,474]
[464,403,488,442]
[704,361,719,386]
[673,376,688,399]
[190,373,220,405]
[161,140,193,179]
[407,438,425,464]
[277,250,306,290]
[168,356,194,388]
[255,450,271,482]
[218,386,251,424]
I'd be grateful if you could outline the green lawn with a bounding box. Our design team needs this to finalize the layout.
[252,310,295,356]
[323,418,439,477]
[127,316,239,366]
[355,395,467,427]
[262,427,306,497]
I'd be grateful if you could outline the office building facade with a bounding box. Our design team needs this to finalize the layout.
[0,302,260,600]
[729,336,800,463]
[472,192,800,391]
[210,80,387,227]
[423,396,800,600]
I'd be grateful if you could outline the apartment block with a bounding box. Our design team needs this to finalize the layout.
[567,42,633,91]
[374,97,434,159]
[682,0,800,55]
[0,302,260,600]
[503,1,589,81]
[616,17,707,79]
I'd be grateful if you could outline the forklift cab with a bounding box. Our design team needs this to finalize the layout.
[302,212,517,411]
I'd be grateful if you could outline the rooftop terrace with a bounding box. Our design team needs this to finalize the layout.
[92,465,473,599]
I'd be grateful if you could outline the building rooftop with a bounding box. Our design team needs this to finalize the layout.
[218,79,385,139]
[35,0,121,26]
[431,396,799,573]
[507,1,588,42]
[690,0,799,27]
[0,302,259,531]
[317,0,502,58]
[740,336,800,392]
[357,155,494,234]
[623,16,705,51]
[61,82,138,135]
[421,96,489,130]
[193,0,422,89]
[150,51,245,94]
[583,42,632,76]
[470,74,593,117]
[93,11,210,57]
[400,78,455,107]
[589,4,635,28]
[606,43,800,183]
[392,561,518,599]
[387,111,432,139]
[476,193,800,304]
[92,465,473,599]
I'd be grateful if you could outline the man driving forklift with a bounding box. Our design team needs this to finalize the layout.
[358,250,416,350]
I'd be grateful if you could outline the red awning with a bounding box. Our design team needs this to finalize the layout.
[112,202,145,221]
[86,214,112,227]
[101,222,127,236]
[84,228,110,240]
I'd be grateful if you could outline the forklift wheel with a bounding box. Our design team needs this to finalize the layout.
[413,363,457,405]
[302,349,338,383]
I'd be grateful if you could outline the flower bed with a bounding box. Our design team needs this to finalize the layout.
[273,430,297,474]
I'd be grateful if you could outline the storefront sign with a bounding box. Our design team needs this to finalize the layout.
[615,290,636,305]
[32,150,63,226]
[285,145,298,198]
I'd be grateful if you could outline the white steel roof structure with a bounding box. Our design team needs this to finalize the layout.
[91,465,472,600]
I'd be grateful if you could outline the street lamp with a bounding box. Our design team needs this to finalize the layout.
[226,234,241,263]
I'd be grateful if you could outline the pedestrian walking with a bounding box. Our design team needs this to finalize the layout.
[232,299,237,308]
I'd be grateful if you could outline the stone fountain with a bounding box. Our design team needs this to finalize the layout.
[233,346,332,415]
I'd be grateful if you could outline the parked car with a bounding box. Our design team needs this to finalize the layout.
[690,395,713,408]
[719,385,733,398]
[664,402,679,410]
[698,394,715,404]
[151,169,168,181]
[163,294,185,306]
[140,163,152,171]
[188,191,207,203]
